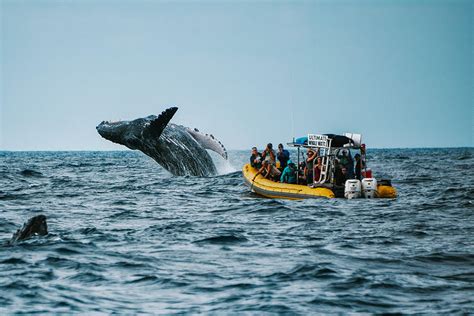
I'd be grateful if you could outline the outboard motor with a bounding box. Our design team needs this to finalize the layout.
[344,179,361,199]
[361,178,378,198]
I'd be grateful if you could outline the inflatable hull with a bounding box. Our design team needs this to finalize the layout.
[242,164,397,200]
[243,164,335,199]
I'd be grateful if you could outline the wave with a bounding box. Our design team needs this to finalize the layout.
[126,274,160,284]
[0,192,24,200]
[19,169,43,177]
[0,257,29,264]
[457,154,472,160]
[66,271,108,283]
[1,149,473,314]
[266,264,339,282]
[194,235,248,244]
[411,252,474,264]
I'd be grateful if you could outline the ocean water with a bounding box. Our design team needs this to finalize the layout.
[0,148,473,314]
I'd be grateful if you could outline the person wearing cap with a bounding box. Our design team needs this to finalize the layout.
[280,159,297,184]
[277,143,290,170]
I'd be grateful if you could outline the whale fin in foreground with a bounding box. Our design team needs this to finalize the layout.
[186,127,228,160]
[8,215,48,245]
[144,107,179,138]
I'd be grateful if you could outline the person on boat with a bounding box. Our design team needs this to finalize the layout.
[347,152,355,179]
[277,143,290,170]
[305,149,317,184]
[250,147,263,169]
[334,159,346,186]
[298,161,306,183]
[280,160,297,184]
[256,160,281,181]
[261,143,276,165]
[354,153,363,180]
[339,150,354,179]
[338,167,349,186]
[314,157,323,182]
[338,149,348,166]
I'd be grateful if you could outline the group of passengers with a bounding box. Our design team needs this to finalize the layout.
[250,144,364,186]
[250,143,295,183]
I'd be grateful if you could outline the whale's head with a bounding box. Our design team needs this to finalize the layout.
[96,107,179,149]
[96,120,136,145]
[27,215,48,236]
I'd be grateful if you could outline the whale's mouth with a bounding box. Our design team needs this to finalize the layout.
[97,108,179,147]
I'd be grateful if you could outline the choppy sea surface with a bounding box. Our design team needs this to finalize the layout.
[0,148,473,314]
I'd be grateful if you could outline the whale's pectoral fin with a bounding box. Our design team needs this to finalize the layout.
[144,107,178,138]
[186,127,228,160]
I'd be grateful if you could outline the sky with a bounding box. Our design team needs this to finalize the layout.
[1,0,472,150]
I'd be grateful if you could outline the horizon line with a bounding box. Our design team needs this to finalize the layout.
[0,146,473,152]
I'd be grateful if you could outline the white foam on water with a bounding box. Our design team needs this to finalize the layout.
[208,151,237,175]
[216,159,238,175]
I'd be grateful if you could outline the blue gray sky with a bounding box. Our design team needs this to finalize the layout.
[1,0,472,150]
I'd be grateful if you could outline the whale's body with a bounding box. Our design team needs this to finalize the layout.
[8,215,48,245]
[96,107,227,176]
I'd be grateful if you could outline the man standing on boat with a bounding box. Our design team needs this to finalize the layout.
[305,149,317,184]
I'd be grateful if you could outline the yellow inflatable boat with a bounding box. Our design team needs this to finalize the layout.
[243,133,397,200]
[243,164,335,199]
[243,164,397,200]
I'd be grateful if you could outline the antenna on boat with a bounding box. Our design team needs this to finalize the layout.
[290,68,295,140]
[291,107,295,142]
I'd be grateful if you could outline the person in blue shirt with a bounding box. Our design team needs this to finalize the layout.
[280,160,297,184]
[277,143,290,170]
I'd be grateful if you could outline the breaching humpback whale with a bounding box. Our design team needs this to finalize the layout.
[7,215,48,245]
[96,107,228,176]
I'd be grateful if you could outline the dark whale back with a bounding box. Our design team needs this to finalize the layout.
[9,215,48,245]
